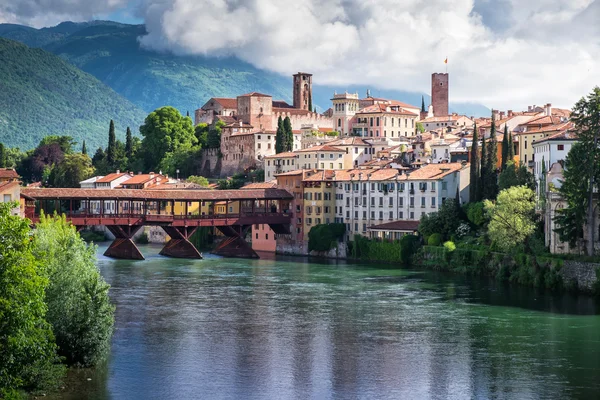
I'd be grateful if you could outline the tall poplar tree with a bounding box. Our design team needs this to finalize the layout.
[0,143,6,168]
[283,116,294,152]
[483,113,498,200]
[469,122,479,202]
[125,127,133,159]
[501,125,509,170]
[479,128,487,202]
[507,130,515,161]
[107,119,116,166]
[81,140,87,155]
[421,96,426,113]
[275,116,285,154]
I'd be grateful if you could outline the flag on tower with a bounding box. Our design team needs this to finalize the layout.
[444,57,448,64]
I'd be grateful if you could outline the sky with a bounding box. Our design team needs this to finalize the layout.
[1,0,599,110]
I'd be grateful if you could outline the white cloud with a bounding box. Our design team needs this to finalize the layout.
[138,0,600,109]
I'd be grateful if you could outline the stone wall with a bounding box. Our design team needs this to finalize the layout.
[198,148,221,178]
[274,111,333,131]
[561,261,599,291]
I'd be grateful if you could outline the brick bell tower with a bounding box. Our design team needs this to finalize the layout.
[431,73,449,117]
[293,72,313,111]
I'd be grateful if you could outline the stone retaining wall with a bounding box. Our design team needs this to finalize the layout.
[561,261,599,291]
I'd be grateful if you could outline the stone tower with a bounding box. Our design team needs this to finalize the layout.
[431,73,449,117]
[293,72,313,111]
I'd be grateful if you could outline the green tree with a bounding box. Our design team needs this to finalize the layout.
[275,116,285,153]
[195,123,209,148]
[39,136,76,154]
[207,120,225,149]
[539,157,547,210]
[484,186,536,252]
[308,223,346,252]
[283,116,294,152]
[0,142,6,167]
[507,130,515,161]
[479,129,487,201]
[554,143,591,249]
[33,213,115,367]
[483,112,498,200]
[81,140,87,155]
[186,175,210,187]
[125,126,133,159]
[418,198,464,240]
[469,122,479,201]
[570,87,600,255]
[0,203,64,394]
[107,120,117,166]
[498,161,535,191]
[416,122,425,134]
[501,125,509,170]
[48,153,95,188]
[139,106,197,171]
[421,95,426,113]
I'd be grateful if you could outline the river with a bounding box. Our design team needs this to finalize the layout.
[54,244,600,400]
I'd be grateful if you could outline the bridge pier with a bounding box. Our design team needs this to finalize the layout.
[104,225,145,260]
[159,226,202,259]
[213,226,259,259]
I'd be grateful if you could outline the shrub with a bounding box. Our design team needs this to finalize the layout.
[400,235,421,265]
[33,213,115,367]
[465,202,487,227]
[443,241,456,252]
[428,233,442,246]
[136,232,149,244]
[308,223,346,252]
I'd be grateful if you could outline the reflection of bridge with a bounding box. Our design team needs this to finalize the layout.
[21,188,293,260]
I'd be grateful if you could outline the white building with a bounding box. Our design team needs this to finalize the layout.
[264,152,299,180]
[331,92,360,136]
[532,129,577,189]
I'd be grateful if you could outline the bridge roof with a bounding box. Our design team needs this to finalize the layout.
[21,188,293,201]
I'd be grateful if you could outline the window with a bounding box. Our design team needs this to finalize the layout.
[330,153,334,159]
[258,135,261,139]
[379,197,383,206]
[389,197,393,206]
[432,197,436,207]
[421,197,426,207]
[558,144,564,151]
[363,211,367,219]
[399,198,404,207]
[410,212,414,219]
[442,182,448,190]
[379,211,383,220]
[410,197,414,208]
[371,211,375,219]
[370,197,375,206]
[389,211,393,219]
[354,211,359,219]
[265,234,269,240]
[258,143,261,149]
[399,211,404,219]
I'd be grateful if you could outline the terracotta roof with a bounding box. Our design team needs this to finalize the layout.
[551,108,571,118]
[218,115,238,125]
[120,174,165,185]
[147,182,212,190]
[522,115,562,126]
[532,128,578,145]
[327,137,372,146]
[274,169,314,177]
[264,152,298,159]
[27,182,42,188]
[332,168,400,181]
[272,100,293,108]
[0,181,20,192]
[356,104,418,116]
[95,172,129,183]
[516,121,573,135]
[0,168,19,179]
[296,144,346,153]
[403,163,466,180]
[361,97,418,110]
[21,188,293,201]
[368,220,420,232]
[420,115,469,123]
[241,181,278,189]
[303,170,338,182]
[211,98,237,109]
[240,92,272,97]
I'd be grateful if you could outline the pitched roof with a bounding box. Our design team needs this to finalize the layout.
[517,121,573,135]
[331,168,400,181]
[272,100,293,108]
[120,174,165,185]
[212,98,238,109]
[95,172,129,183]
[264,152,298,159]
[296,144,346,153]
[420,115,469,123]
[327,137,372,146]
[274,169,314,177]
[0,168,19,179]
[356,104,418,116]
[240,92,272,97]
[0,180,20,192]
[403,163,466,180]
[241,181,278,189]
[368,220,420,232]
[532,127,578,145]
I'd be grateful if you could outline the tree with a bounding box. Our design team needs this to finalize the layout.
[482,112,498,200]
[139,106,197,171]
[484,186,537,252]
[91,147,110,176]
[421,95,426,113]
[207,120,225,149]
[39,136,75,154]
[498,161,535,191]
[19,143,65,183]
[195,123,209,148]
[416,122,425,134]
[570,87,600,255]
[33,213,114,367]
[479,128,487,201]
[275,116,285,153]
[501,125,509,170]
[507,130,515,161]
[418,198,464,240]
[107,120,117,166]
[539,157,547,210]
[81,140,87,155]
[469,122,479,201]
[186,175,210,187]
[284,116,294,152]
[0,142,6,168]
[125,126,133,159]
[48,153,95,188]
[0,202,64,394]
[554,143,592,249]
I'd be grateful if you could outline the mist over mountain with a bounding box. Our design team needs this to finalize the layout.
[0,21,490,117]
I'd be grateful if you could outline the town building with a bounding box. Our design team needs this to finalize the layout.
[264,152,299,180]
[431,73,449,117]
[532,127,577,195]
[419,114,473,132]
[514,116,572,168]
[0,168,21,215]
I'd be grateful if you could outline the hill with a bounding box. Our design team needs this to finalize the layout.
[0,21,489,117]
[0,37,146,150]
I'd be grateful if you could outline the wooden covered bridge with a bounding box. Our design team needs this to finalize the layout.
[21,188,293,260]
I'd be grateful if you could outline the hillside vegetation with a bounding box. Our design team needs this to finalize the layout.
[0,38,145,150]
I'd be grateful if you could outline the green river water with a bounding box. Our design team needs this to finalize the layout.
[54,244,600,400]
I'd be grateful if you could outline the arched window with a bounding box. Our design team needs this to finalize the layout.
[338,119,342,127]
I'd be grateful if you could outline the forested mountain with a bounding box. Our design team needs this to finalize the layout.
[0,38,145,150]
[0,21,489,117]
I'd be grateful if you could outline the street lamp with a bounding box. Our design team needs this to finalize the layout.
[176,169,180,180]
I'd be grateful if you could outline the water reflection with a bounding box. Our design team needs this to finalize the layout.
[56,245,600,399]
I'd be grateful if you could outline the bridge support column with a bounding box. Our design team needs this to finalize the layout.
[104,225,144,260]
[212,225,259,259]
[159,226,202,259]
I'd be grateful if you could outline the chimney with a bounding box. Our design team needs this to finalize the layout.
[500,111,505,119]
[239,120,243,127]
[149,172,155,179]
[116,169,120,174]
[508,110,513,117]
[129,171,134,176]
[546,103,552,116]
[492,109,500,120]
[528,106,532,112]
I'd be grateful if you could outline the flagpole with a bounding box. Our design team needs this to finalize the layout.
[446,56,448,73]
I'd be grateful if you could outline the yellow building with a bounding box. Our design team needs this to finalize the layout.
[301,170,336,240]
[297,144,347,170]
[514,116,571,168]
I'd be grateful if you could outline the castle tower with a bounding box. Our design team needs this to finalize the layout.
[332,92,360,136]
[293,72,313,111]
[431,73,449,117]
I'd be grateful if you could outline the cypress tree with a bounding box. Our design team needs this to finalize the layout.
[479,127,487,201]
[283,116,293,152]
[501,125,509,170]
[507,130,515,161]
[469,123,479,202]
[483,113,499,200]
[308,93,312,114]
[421,96,426,113]
[125,127,133,158]
[107,119,116,166]
[314,107,317,113]
[81,140,87,155]
[0,143,6,168]
[275,116,285,153]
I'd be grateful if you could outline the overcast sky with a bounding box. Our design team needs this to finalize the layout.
[1,0,599,110]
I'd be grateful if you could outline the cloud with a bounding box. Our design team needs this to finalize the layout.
[136,0,600,110]
[2,0,599,110]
